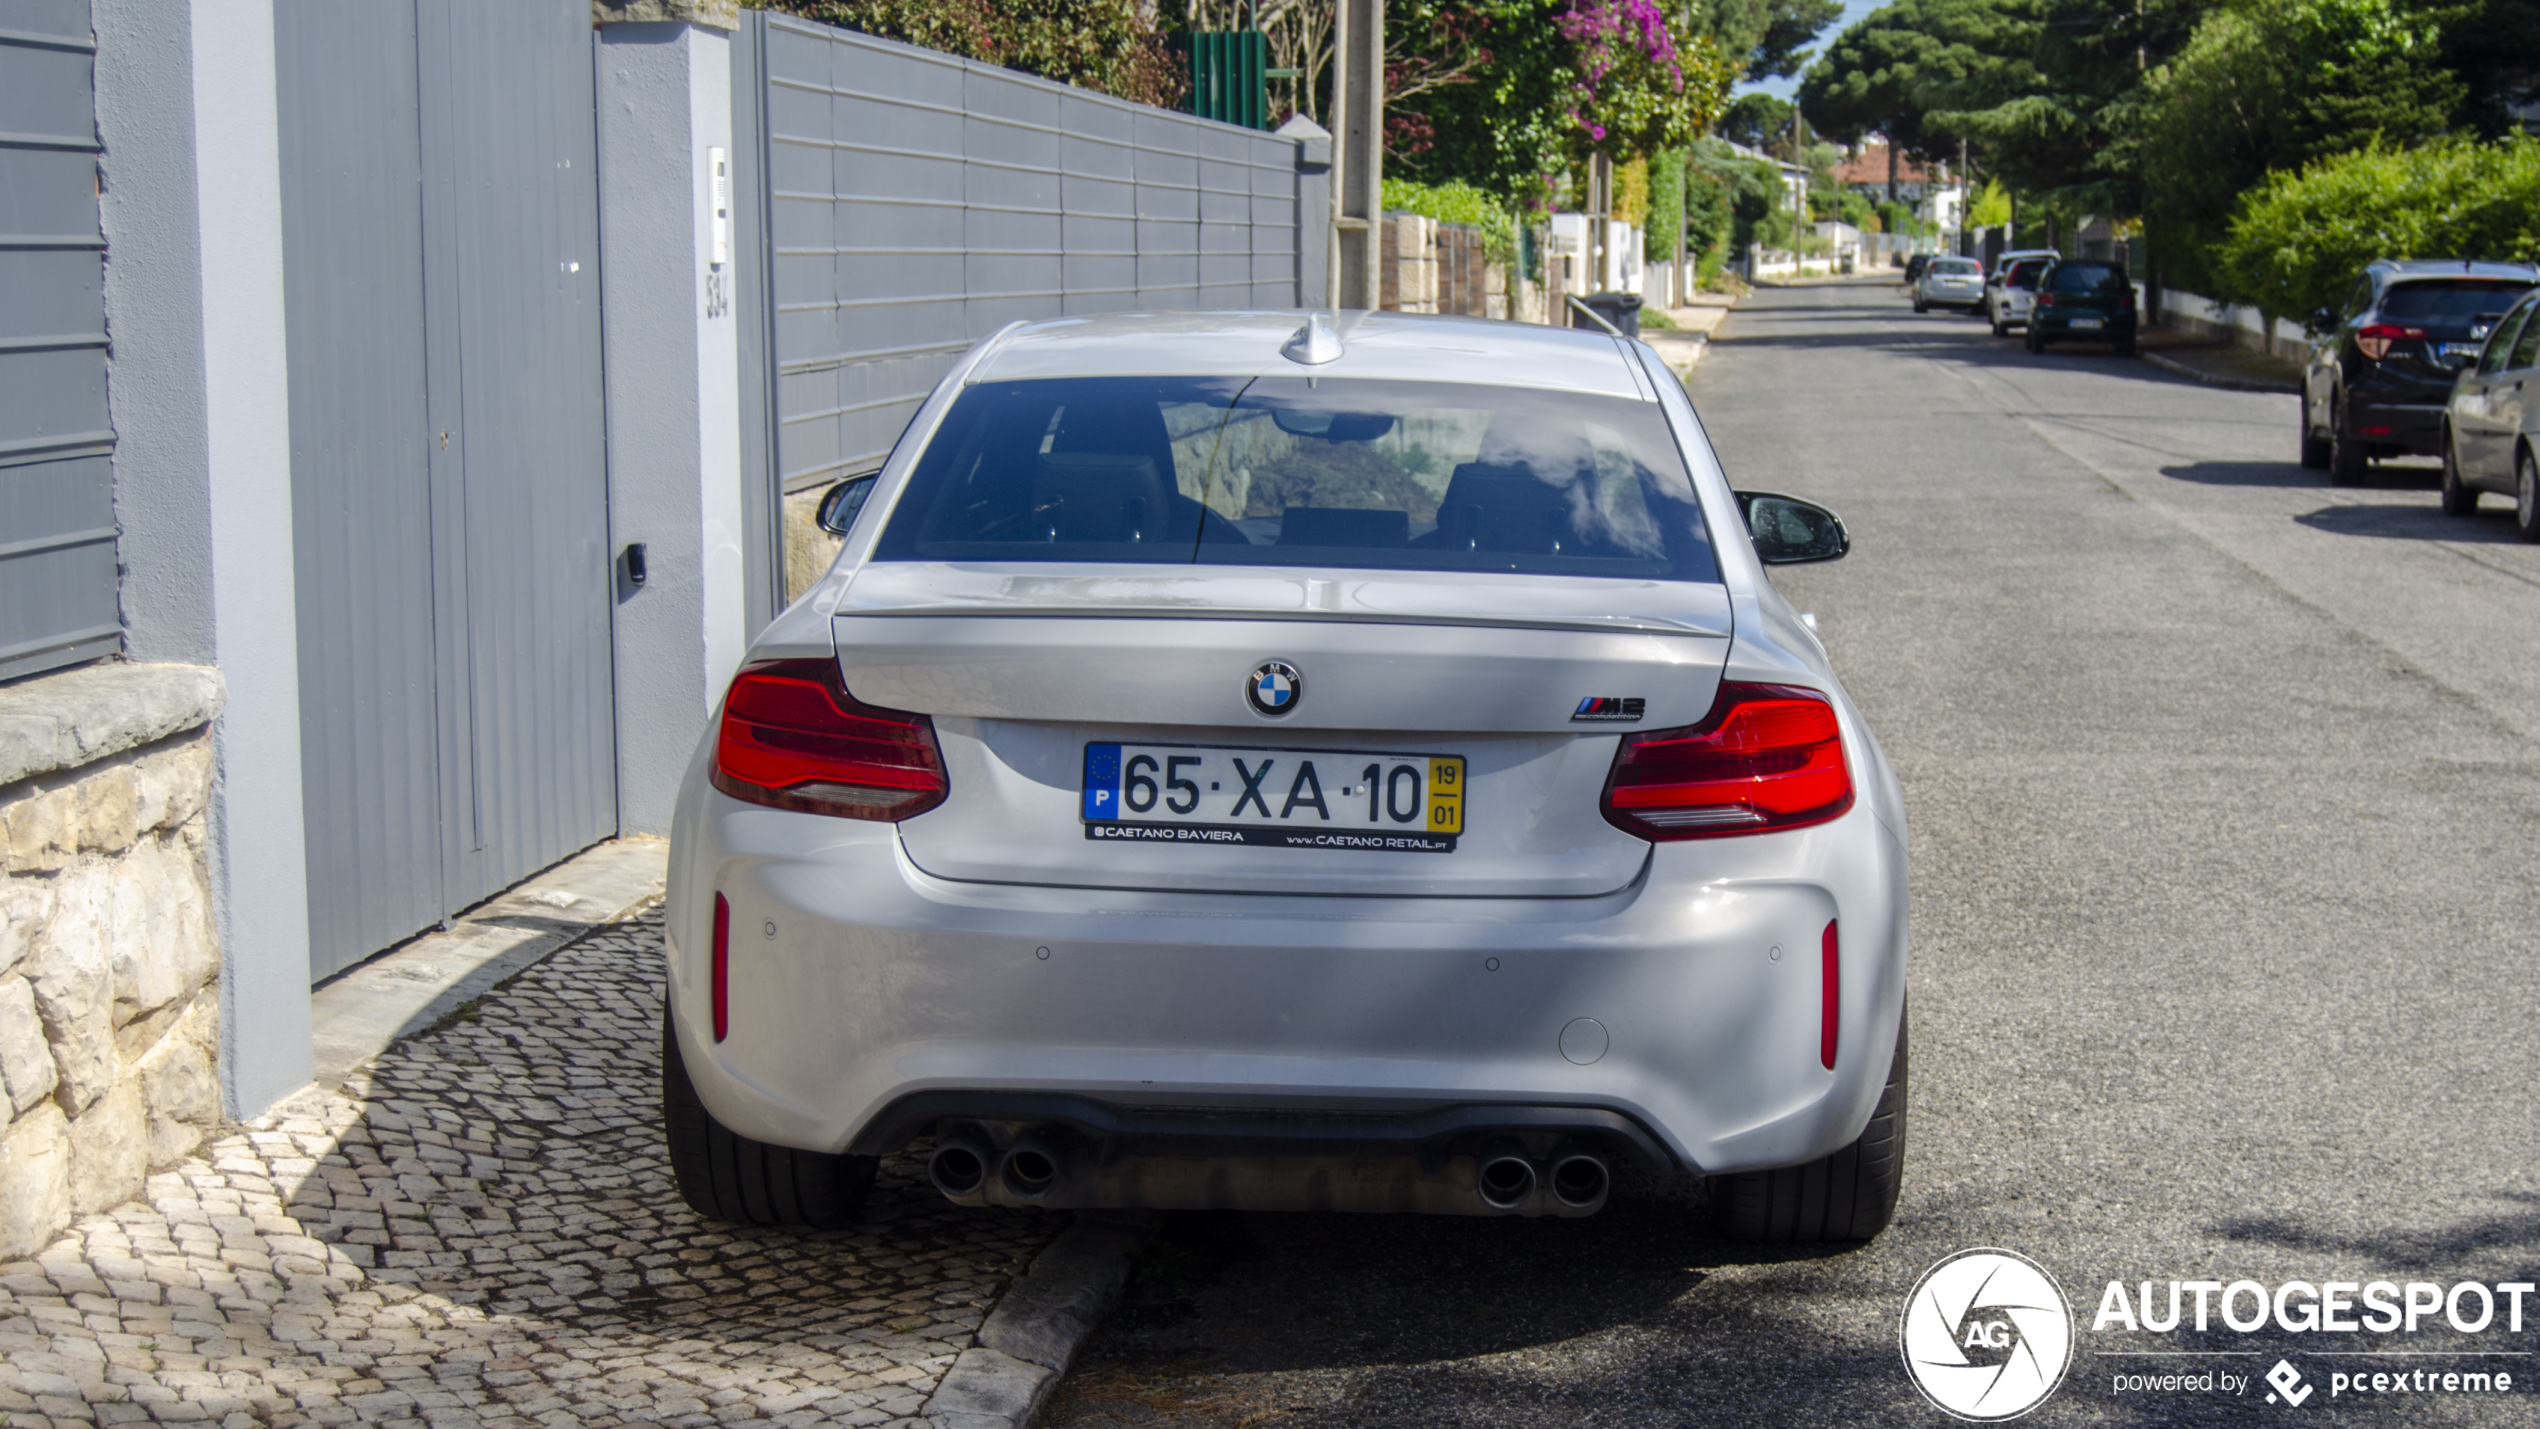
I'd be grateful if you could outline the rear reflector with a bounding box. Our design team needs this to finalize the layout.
[1601,683,1854,839]
[711,892,730,1042]
[1821,919,1839,1070]
[710,659,947,820]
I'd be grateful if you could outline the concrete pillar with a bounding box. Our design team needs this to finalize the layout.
[1330,0,1382,309]
[596,9,745,836]
[1279,116,1331,309]
[93,0,314,1118]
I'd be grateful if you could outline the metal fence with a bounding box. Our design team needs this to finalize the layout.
[0,2,119,682]
[731,10,1319,619]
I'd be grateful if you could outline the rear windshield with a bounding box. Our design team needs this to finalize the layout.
[872,375,1720,583]
[2005,261,2046,287]
[2047,263,2125,293]
[1930,259,1979,275]
[2381,280,2533,321]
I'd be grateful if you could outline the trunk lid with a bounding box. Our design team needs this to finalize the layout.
[835,564,1732,897]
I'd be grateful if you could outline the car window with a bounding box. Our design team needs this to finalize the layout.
[1931,259,1978,276]
[2341,276,2375,320]
[2047,263,2123,293]
[874,375,1720,584]
[2478,303,2532,375]
[2378,280,2533,322]
[2006,262,2044,289]
[2514,310,2540,371]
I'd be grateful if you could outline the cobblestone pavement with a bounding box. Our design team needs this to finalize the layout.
[0,912,1062,1429]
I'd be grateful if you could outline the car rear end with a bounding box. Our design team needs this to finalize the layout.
[1920,258,1983,310]
[663,314,1909,1229]
[2347,274,2538,457]
[2031,261,2137,349]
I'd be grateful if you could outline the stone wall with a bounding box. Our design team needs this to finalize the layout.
[0,661,226,1257]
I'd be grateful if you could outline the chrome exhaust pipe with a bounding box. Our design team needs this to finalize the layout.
[1547,1146,1610,1213]
[999,1131,1065,1202]
[1475,1141,1538,1211]
[928,1129,994,1200]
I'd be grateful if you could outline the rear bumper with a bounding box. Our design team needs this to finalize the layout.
[2033,311,2135,340]
[2344,389,2449,454]
[665,769,1911,1179]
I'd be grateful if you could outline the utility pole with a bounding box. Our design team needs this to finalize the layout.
[1329,0,1384,309]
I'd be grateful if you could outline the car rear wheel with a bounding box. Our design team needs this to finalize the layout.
[1913,297,1928,313]
[1989,306,2007,337]
[2113,335,2136,358]
[2025,325,2045,354]
[662,1003,875,1227]
[2441,429,2480,516]
[2299,400,2332,470]
[2329,406,2368,487]
[1712,1008,1907,1244]
[2518,447,2540,543]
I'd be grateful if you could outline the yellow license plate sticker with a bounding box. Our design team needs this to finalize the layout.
[1427,756,1465,835]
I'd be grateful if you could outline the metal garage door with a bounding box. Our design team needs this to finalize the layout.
[277,0,615,980]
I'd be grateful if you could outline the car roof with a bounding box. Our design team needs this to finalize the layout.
[969,310,1652,399]
[2371,259,2540,282]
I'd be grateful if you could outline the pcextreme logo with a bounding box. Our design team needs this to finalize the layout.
[1901,1248,2076,1420]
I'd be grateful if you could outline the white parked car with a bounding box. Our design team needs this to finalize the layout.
[662,311,1911,1243]
[1986,249,2059,335]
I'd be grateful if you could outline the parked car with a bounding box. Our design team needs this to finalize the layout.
[1986,252,2057,335]
[662,311,1912,1244]
[2024,259,2139,356]
[2441,286,2540,539]
[2300,259,2540,485]
[1903,254,1930,286]
[1914,256,1985,313]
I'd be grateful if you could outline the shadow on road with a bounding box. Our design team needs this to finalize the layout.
[2159,461,2323,488]
[2211,1191,2540,1268]
[2293,503,2525,542]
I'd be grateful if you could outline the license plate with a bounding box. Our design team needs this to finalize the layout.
[1082,743,1465,852]
[2070,317,2102,330]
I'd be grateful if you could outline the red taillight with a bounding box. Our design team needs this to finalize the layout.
[709,659,946,820]
[2035,292,2055,307]
[2356,322,2425,362]
[1820,919,1839,1069]
[711,892,730,1042]
[1601,683,1853,839]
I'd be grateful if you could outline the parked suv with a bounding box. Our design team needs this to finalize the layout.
[1985,251,2057,335]
[2025,259,2138,356]
[2301,259,2540,485]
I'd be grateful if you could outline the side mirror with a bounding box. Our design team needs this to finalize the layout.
[1736,491,1849,565]
[2308,307,2335,335]
[815,474,877,537]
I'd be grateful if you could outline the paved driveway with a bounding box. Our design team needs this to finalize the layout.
[1040,282,2540,1426]
[0,913,1059,1429]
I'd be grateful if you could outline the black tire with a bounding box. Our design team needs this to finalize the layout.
[662,1003,875,1227]
[2114,336,2136,358]
[2025,325,2045,355]
[1913,298,1928,314]
[2517,446,2540,543]
[1713,1008,1907,1244]
[2329,406,2368,487]
[2440,429,2480,516]
[2298,399,2332,470]
[1989,309,2007,337]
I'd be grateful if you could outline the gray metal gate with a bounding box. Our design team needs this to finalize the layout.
[0,2,119,682]
[732,11,1312,621]
[277,0,615,980]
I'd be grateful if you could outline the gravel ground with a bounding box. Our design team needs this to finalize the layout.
[1040,285,2540,1427]
[0,912,1061,1429]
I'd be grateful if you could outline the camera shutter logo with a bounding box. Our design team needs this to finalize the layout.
[1900,1248,2073,1420]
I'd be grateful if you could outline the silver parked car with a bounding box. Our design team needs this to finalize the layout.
[1985,251,2058,335]
[2443,286,2540,540]
[1914,256,1985,313]
[662,311,1911,1243]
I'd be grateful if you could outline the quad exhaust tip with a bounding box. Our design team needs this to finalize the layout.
[1476,1142,1538,1210]
[1549,1148,1611,1211]
[999,1133,1064,1201]
[928,1130,993,1199]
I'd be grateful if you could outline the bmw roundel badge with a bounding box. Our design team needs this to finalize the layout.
[1246,660,1303,717]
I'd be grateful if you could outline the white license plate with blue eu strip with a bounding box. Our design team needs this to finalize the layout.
[1082,743,1465,852]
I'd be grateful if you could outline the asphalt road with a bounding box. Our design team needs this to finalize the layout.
[1040,281,2540,1427]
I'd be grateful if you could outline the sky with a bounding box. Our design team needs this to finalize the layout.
[1736,0,1883,102]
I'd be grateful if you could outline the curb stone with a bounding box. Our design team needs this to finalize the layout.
[2140,348,2299,394]
[923,1213,1150,1428]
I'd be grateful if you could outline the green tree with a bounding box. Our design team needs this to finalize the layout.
[1794,0,2045,166]
[763,0,1185,107]
[1647,147,1687,260]
[2127,0,2462,289]
[1719,92,1798,150]
[2215,136,2540,323]
[1691,0,1849,80]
